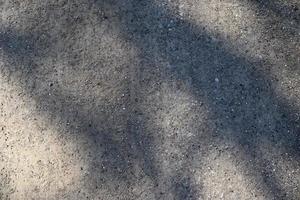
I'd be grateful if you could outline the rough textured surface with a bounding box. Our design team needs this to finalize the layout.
[0,0,300,199]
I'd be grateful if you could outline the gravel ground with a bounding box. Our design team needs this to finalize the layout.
[0,0,300,199]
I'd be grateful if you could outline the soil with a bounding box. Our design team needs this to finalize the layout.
[0,0,299,199]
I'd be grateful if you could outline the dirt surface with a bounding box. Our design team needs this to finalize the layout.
[0,0,300,199]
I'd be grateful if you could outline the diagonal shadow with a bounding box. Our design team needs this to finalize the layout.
[1,0,300,199]
[1,3,160,198]
[254,0,300,24]
[250,0,300,74]
[95,0,300,198]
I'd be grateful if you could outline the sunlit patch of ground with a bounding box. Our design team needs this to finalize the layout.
[1,0,299,199]
[0,75,86,199]
[200,150,264,200]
